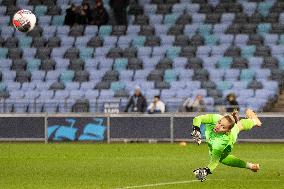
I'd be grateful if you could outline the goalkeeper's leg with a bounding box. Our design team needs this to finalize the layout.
[220,155,260,172]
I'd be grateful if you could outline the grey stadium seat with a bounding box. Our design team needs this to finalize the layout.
[5,37,18,48]
[147,70,164,82]
[47,37,61,48]
[102,71,119,82]
[36,47,51,60]
[123,47,137,58]
[47,5,61,15]
[134,15,149,25]
[72,99,89,112]
[74,70,89,82]
[87,36,103,47]
[11,59,27,71]
[49,81,65,90]
[112,25,127,36]
[145,36,160,46]
[95,81,111,90]
[32,37,47,48]
[128,58,143,70]
[139,25,155,36]
[16,71,31,83]
[64,47,79,59]
[69,59,84,71]
[174,35,190,47]
[41,59,55,71]
[69,25,85,37]
[168,25,184,36]
[155,81,171,89]
[27,26,43,38]
[8,48,22,59]
[107,47,123,59]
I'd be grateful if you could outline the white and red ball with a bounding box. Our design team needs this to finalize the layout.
[12,9,36,33]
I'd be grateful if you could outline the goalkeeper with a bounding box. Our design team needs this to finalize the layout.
[191,109,262,182]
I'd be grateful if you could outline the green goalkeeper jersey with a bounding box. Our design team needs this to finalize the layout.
[193,114,255,171]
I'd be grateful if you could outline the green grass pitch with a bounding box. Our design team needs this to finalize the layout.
[0,143,283,189]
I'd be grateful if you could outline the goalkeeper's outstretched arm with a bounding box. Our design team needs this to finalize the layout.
[191,114,222,144]
[237,109,262,132]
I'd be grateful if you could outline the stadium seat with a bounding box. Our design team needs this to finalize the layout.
[51,15,65,25]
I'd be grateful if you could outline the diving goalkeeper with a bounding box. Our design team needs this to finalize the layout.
[191,109,262,182]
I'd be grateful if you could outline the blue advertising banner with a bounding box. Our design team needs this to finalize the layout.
[47,117,107,142]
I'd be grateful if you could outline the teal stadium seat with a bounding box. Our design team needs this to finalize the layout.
[111,81,125,92]
[114,58,128,71]
[27,58,41,71]
[60,70,75,82]
[241,46,256,58]
[277,57,284,70]
[279,35,284,45]
[166,46,181,59]
[217,81,233,91]
[164,69,177,83]
[240,69,255,81]
[98,26,112,37]
[132,36,146,47]
[257,2,273,17]
[217,57,233,69]
[0,48,8,58]
[204,35,219,46]
[257,23,271,35]
[51,15,65,26]
[164,14,178,25]
[18,36,33,48]
[198,24,212,36]
[79,48,94,60]
[34,5,47,16]
[0,83,6,92]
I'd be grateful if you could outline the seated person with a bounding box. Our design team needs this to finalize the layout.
[147,95,165,114]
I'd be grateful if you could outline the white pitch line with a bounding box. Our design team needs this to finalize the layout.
[114,179,281,189]
[114,179,224,189]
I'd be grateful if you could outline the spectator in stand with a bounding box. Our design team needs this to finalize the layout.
[109,0,129,25]
[76,4,89,25]
[181,95,205,112]
[82,2,93,24]
[226,93,240,112]
[64,4,77,26]
[90,0,109,26]
[147,95,166,114]
[124,86,147,113]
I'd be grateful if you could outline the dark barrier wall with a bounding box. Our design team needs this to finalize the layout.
[173,117,193,139]
[0,117,44,138]
[47,117,107,141]
[238,117,284,139]
[110,117,171,139]
[1,115,284,142]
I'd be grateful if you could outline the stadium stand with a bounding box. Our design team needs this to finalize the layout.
[0,0,283,113]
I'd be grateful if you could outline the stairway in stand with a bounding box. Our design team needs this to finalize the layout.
[270,91,284,112]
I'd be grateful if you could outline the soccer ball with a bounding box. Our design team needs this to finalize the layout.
[12,9,36,33]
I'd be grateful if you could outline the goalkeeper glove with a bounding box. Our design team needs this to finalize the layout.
[193,167,211,182]
[191,126,202,145]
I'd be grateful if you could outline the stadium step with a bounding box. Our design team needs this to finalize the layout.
[270,92,284,112]
[278,96,284,101]
[270,107,284,112]
[275,101,284,106]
